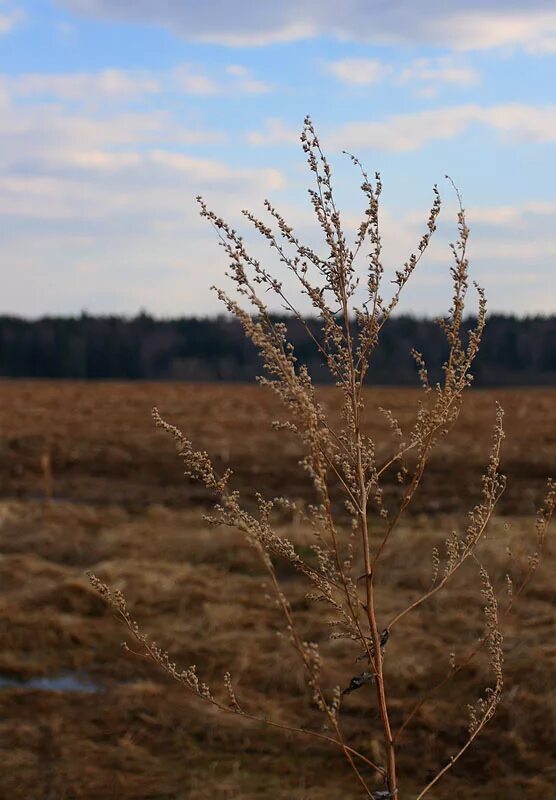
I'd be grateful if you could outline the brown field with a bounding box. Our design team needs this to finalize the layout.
[0,381,555,799]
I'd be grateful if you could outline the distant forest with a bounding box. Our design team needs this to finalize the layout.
[1,314,555,386]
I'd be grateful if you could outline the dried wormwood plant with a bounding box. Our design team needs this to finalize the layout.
[89,117,555,799]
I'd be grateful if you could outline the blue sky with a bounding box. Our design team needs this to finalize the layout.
[1,0,556,317]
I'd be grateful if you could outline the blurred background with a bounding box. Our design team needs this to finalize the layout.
[0,2,555,798]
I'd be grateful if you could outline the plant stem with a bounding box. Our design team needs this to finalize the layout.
[360,496,398,796]
[350,364,397,794]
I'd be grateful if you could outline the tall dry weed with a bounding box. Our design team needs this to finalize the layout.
[90,118,555,799]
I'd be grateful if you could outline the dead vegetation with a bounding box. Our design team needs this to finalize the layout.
[82,119,555,798]
[0,497,555,798]
[2,119,555,797]
[0,380,553,516]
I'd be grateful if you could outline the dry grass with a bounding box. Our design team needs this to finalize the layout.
[0,380,553,516]
[1,379,555,797]
[0,456,555,797]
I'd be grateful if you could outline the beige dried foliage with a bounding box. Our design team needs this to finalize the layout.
[90,117,555,799]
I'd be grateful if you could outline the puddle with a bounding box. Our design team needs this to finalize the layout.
[0,673,102,693]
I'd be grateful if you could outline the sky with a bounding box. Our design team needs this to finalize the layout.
[1,0,556,318]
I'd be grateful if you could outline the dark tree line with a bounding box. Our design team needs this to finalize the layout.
[0,313,555,385]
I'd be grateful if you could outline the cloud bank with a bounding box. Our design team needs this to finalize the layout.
[57,1,556,52]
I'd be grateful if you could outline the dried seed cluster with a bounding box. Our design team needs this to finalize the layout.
[90,118,554,800]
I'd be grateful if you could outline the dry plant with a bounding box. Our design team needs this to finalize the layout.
[90,117,555,799]
[40,448,54,504]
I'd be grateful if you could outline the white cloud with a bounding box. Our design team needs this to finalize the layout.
[0,103,172,169]
[12,69,160,101]
[0,89,290,315]
[467,201,556,227]
[226,65,248,77]
[0,110,284,321]
[247,117,299,146]
[149,150,284,188]
[173,65,219,95]
[250,108,476,152]
[0,101,283,206]
[325,58,390,86]
[466,206,522,226]
[172,63,271,95]
[225,64,270,93]
[469,238,556,261]
[432,9,556,53]
[0,155,284,221]
[2,4,555,317]
[398,57,479,92]
[55,1,556,53]
[324,55,478,96]
[1,91,554,317]
[242,90,556,162]
[0,5,25,34]
[54,20,76,39]
[4,64,271,106]
[325,104,556,152]
[200,20,317,47]
[0,77,9,109]
[479,104,556,142]
[328,107,472,151]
